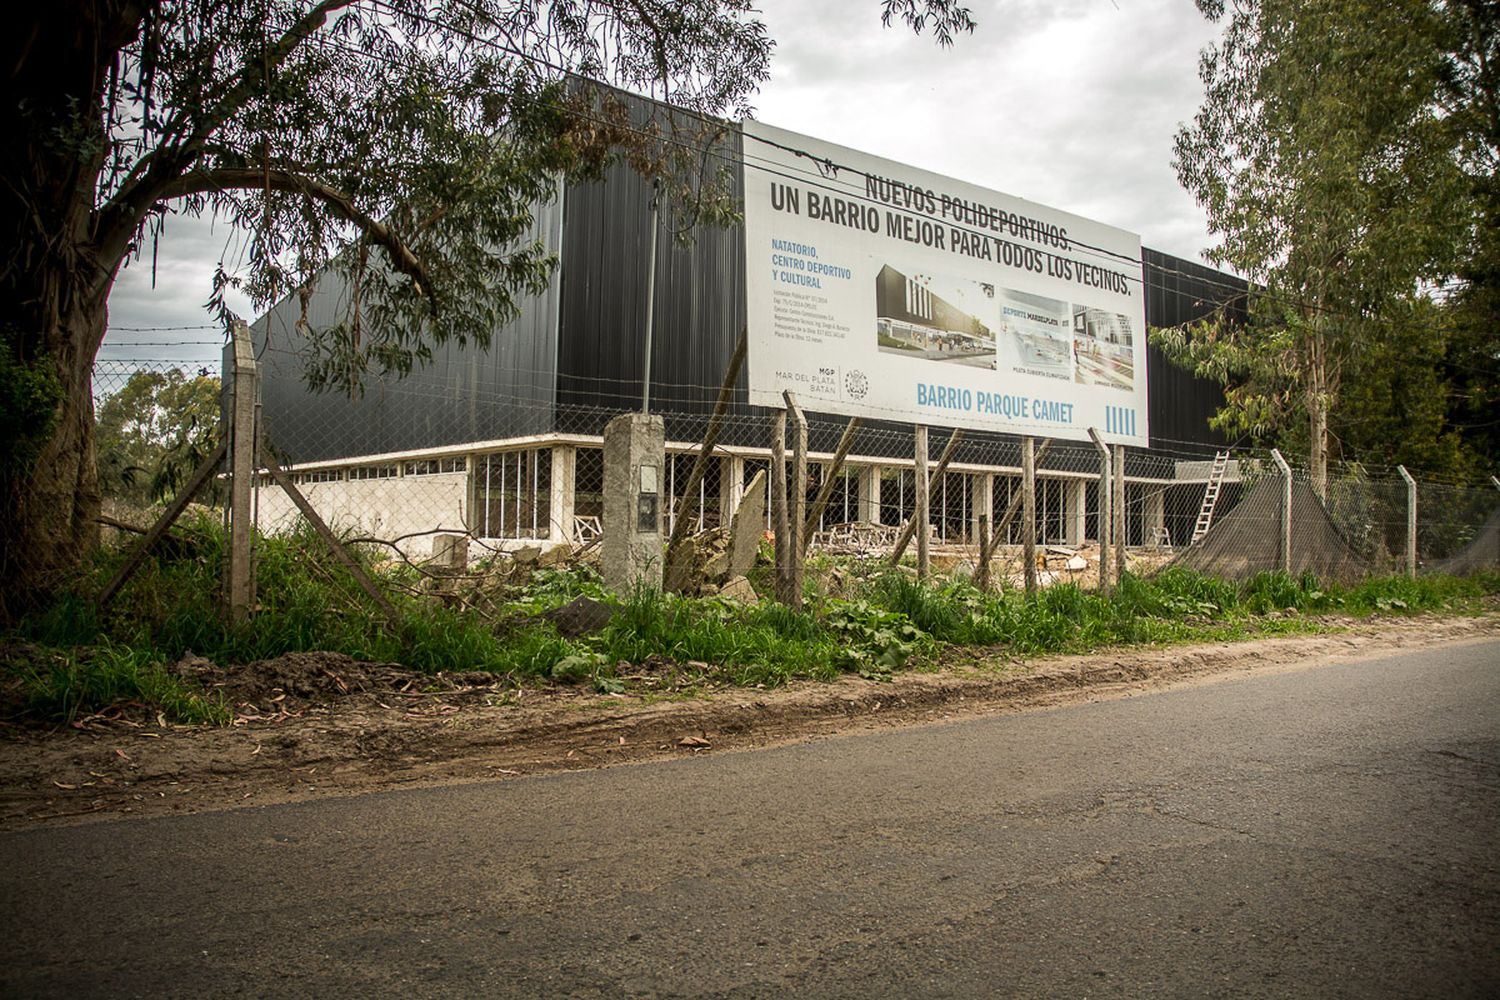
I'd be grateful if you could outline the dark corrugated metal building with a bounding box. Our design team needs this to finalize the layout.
[253,123,1244,471]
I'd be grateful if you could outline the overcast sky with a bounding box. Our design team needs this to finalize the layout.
[99,0,1223,370]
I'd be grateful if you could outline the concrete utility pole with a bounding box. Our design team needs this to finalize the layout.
[1271,449,1293,575]
[1088,428,1111,594]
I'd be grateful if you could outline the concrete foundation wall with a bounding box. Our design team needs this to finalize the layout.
[256,472,470,558]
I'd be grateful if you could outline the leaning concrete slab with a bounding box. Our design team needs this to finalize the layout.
[728,469,767,580]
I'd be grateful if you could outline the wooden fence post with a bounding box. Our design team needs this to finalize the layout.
[889,429,963,566]
[1088,428,1111,594]
[974,440,1052,592]
[770,409,790,602]
[1022,436,1037,595]
[1113,443,1127,585]
[783,391,807,608]
[914,425,930,579]
[662,328,747,590]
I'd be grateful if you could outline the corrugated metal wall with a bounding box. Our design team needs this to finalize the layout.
[253,183,565,464]
[1143,247,1245,449]
[554,127,748,434]
[252,108,1239,465]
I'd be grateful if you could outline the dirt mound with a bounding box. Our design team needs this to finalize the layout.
[168,651,498,711]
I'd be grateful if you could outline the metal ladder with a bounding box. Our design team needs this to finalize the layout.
[1191,451,1231,543]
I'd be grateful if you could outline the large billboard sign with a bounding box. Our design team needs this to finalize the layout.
[742,121,1148,446]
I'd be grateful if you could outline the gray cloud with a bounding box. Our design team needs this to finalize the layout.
[753,0,1223,262]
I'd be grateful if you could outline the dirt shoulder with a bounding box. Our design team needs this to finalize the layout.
[2,614,1496,830]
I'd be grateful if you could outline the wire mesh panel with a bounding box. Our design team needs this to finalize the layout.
[72,357,1500,589]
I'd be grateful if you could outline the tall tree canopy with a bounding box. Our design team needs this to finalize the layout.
[0,0,974,617]
[1161,0,1497,490]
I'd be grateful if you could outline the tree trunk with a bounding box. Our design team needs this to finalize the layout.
[1308,324,1329,500]
[0,4,133,619]
[1,297,107,619]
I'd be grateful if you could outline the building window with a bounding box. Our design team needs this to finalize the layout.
[301,469,343,484]
[349,464,397,480]
[403,457,465,476]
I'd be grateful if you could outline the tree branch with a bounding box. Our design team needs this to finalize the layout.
[163,166,436,312]
[94,0,358,271]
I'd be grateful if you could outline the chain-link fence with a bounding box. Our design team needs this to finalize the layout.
[71,357,1500,598]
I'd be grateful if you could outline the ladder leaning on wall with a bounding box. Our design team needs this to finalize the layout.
[1191,451,1231,544]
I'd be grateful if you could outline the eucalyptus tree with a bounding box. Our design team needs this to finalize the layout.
[0,0,973,615]
[1164,0,1473,494]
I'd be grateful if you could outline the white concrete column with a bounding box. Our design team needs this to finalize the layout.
[549,444,577,543]
[1065,479,1086,546]
[719,454,745,522]
[1145,487,1166,546]
[858,465,882,524]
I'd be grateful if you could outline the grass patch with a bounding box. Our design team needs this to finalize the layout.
[6,512,1496,728]
[4,641,230,726]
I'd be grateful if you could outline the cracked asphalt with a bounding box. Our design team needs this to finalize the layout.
[3,637,1497,998]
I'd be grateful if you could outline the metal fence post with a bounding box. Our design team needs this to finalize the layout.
[224,320,258,623]
[1088,428,1110,594]
[1271,449,1292,575]
[1398,465,1417,578]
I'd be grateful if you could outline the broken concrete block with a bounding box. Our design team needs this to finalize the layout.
[718,575,759,603]
[703,549,731,581]
[728,469,767,579]
[430,533,469,570]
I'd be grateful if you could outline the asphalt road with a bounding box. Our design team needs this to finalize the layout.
[3,639,1498,998]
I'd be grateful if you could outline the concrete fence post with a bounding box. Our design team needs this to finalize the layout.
[1271,449,1293,575]
[223,320,258,623]
[1398,465,1417,578]
[1088,428,1111,594]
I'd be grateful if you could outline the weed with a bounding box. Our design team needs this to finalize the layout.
[4,641,229,726]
